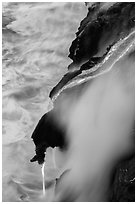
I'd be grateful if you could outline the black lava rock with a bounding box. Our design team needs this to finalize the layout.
[30,111,67,164]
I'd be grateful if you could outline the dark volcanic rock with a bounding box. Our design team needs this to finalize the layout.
[68,2,135,66]
[50,2,135,99]
[30,111,67,164]
[110,154,135,202]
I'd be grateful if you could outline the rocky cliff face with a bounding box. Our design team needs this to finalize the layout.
[68,2,134,64]
[49,2,135,99]
[31,2,135,202]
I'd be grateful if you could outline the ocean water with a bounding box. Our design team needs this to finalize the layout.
[2,2,87,202]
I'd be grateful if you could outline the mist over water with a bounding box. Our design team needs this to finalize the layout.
[2,2,87,202]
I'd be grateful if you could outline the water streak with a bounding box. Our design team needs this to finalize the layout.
[41,162,46,196]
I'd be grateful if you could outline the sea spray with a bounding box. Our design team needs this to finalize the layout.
[53,48,135,201]
[52,148,57,169]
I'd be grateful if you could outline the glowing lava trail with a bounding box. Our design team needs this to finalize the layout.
[41,162,46,196]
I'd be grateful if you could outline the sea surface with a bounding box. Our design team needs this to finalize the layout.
[2,2,87,201]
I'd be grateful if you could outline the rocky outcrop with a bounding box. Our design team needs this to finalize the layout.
[30,110,67,164]
[30,2,135,201]
[49,2,135,99]
[68,2,134,65]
